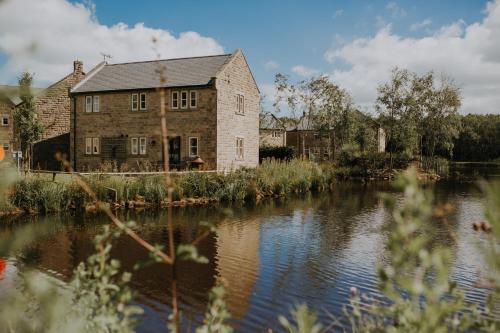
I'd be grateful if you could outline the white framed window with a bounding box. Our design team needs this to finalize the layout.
[93,95,100,112]
[1,115,8,126]
[236,94,245,114]
[189,137,199,157]
[131,93,139,111]
[140,93,146,110]
[139,137,147,155]
[3,143,9,151]
[181,91,188,109]
[85,138,92,155]
[85,96,92,113]
[131,137,138,155]
[190,91,198,108]
[92,137,100,155]
[235,137,244,160]
[172,91,179,109]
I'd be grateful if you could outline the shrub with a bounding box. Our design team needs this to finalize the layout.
[259,146,295,162]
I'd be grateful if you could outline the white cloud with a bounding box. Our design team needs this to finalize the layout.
[386,2,407,18]
[0,0,225,85]
[291,65,320,77]
[264,60,279,71]
[333,9,344,18]
[410,18,432,32]
[324,0,500,114]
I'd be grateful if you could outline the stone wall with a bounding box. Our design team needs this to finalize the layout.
[35,61,85,140]
[71,87,218,171]
[215,50,260,171]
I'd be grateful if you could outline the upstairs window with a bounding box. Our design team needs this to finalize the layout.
[85,96,99,112]
[3,143,9,151]
[172,91,179,109]
[93,96,100,112]
[85,96,92,112]
[189,137,199,157]
[236,94,245,115]
[131,93,139,111]
[140,93,146,110]
[190,91,198,108]
[235,137,244,160]
[181,91,188,109]
[1,115,8,126]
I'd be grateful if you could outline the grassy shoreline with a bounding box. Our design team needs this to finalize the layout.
[0,158,445,216]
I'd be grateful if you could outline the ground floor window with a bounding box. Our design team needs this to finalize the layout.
[236,137,244,160]
[85,137,100,155]
[2,143,9,151]
[131,137,147,155]
[189,137,199,157]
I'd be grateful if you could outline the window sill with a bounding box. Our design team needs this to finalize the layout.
[235,112,245,116]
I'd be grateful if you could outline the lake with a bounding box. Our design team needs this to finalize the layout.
[0,173,498,332]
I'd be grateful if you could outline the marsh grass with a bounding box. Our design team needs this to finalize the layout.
[4,159,339,213]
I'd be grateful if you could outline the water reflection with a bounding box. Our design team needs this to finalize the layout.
[0,179,495,332]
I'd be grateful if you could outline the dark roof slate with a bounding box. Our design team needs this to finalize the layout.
[71,54,232,93]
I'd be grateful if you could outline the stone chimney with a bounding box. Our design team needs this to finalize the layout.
[73,60,83,75]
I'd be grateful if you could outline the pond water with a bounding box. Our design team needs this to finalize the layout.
[0,174,498,332]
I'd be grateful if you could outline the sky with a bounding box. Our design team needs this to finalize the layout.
[0,0,499,115]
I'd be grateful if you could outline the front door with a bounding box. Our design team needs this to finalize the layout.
[168,136,181,168]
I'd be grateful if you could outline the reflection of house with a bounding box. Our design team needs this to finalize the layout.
[69,50,260,171]
[259,113,286,147]
[215,219,260,319]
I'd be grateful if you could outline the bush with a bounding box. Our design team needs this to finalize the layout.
[259,146,295,162]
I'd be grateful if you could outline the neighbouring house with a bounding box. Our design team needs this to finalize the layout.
[0,88,17,164]
[286,115,334,160]
[0,61,85,170]
[286,113,386,160]
[259,113,286,147]
[0,85,44,165]
[69,49,260,172]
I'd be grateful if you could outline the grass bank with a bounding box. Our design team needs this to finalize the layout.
[1,156,447,215]
[2,159,338,214]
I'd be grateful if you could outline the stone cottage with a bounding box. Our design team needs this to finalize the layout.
[69,49,260,171]
[0,62,85,170]
[259,113,286,147]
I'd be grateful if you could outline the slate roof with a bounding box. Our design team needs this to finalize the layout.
[260,113,286,130]
[71,53,233,94]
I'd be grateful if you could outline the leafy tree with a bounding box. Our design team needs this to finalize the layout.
[14,72,44,169]
[274,74,356,158]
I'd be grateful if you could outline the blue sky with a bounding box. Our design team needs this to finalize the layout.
[0,0,498,114]
[86,0,488,88]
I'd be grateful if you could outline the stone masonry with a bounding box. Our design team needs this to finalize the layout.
[70,50,260,171]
